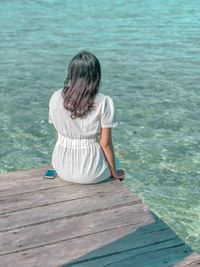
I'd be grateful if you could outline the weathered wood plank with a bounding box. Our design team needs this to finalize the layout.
[0,224,136,267]
[79,243,192,267]
[0,217,166,266]
[0,166,50,182]
[0,205,153,255]
[0,217,196,267]
[174,253,200,267]
[59,215,193,267]
[0,167,199,267]
[0,190,142,231]
[0,177,67,197]
[0,180,141,214]
[0,167,75,196]
[64,239,190,267]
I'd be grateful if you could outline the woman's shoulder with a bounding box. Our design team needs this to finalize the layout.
[95,92,113,104]
[95,92,118,127]
[51,88,62,98]
[49,88,63,106]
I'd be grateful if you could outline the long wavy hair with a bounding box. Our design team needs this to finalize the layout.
[62,51,101,119]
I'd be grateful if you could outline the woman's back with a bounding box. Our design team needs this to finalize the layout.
[49,88,118,184]
[49,88,117,140]
[48,51,125,183]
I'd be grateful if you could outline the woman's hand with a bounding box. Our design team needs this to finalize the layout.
[112,169,125,181]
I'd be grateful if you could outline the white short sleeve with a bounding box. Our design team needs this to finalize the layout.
[100,95,118,128]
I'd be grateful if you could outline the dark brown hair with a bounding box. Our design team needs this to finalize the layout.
[62,51,101,119]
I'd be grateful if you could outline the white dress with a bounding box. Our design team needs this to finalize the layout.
[48,88,118,184]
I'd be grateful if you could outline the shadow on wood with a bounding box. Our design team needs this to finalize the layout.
[62,212,198,267]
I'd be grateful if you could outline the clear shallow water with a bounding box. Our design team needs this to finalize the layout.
[0,0,200,252]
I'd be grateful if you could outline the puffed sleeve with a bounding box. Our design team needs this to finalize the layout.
[100,95,118,128]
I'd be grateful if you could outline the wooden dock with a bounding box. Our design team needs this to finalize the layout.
[0,166,200,267]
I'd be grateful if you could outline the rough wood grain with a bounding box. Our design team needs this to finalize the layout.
[0,166,199,267]
[0,192,142,231]
[174,253,200,267]
[0,179,139,214]
[0,205,152,255]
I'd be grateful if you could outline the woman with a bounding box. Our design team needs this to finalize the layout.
[48,51,125,184]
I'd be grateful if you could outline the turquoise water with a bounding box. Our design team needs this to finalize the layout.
[1,0,200,253]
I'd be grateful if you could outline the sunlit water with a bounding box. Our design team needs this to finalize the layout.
[0,0,200,253]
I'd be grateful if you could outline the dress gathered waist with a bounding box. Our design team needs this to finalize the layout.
[57,133,98,148]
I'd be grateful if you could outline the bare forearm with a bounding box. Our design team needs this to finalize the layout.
[100,142,116,176]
